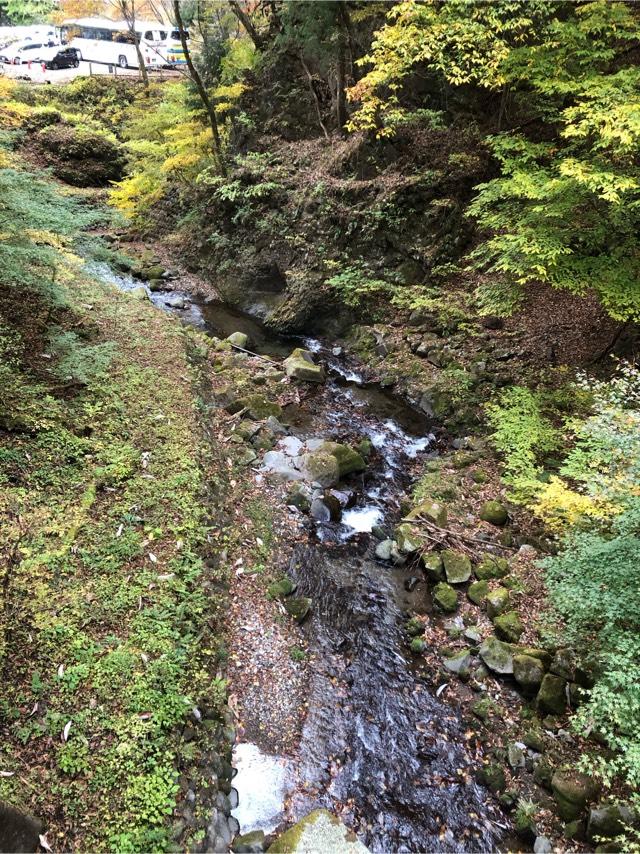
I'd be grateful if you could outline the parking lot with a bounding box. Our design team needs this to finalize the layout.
[1,59,179,84]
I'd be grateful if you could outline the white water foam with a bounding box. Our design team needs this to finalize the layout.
[342,505,383,533]
[231,742,290,834]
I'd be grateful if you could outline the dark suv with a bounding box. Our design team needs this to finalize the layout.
[42,47,80,70]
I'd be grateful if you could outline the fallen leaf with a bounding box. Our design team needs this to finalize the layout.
[148,552,158,563]
[0,771,15,777]
[62,721,72,742]
[39,834,53,852]
[57,664,65,678]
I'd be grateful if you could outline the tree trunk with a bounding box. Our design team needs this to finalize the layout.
[117,0,149,89]
[336,29,347,133]
[300,53,330,142]
[173,0,225,171]
[228,0,264,50]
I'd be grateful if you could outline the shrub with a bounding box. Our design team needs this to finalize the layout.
[35,124,125,187]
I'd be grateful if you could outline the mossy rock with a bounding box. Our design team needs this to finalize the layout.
[477,763,506,794]
[433,582,458,612]
[406,500,447,527]
[551,770,600,821]
[232,829,265,852]
[537,673,567,715]
[283,348,326,383]
[356,437,373,458]
[410,637,427,654]
[267,577,297,599]
[405,616,426,637]
[422,551,444,582]
[319,441,366,477]
[479,500,509,526]
[129,286,149,301]
[238,394,283,420]
[442,549,472,584]
[494,610,524,643]
[479,636,514,674]
[475,555,510,580]
[519,647,552,670]
[395,523,424,554]
[227,331,249,349]
[268,809,367,853]
[486,587,510,619]
[299,451,340,488]
[284,597,312,623]
[513,654,545,695]
[467,579,489,605]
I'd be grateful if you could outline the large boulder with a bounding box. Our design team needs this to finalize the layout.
[587,804,637,842]
[479,636,514,674]
[299,451,341,487]
[319,441,366,477]
[494,610,524,643]
[479,500,509,526]
[513,654,545,695]
[468,580,489,605]
[0,803,42,853]
[238,394,283,420]
[283,348,326,383]
[475,555,510,580]
[551,770,600,821]
[395,523,424,554]
[422,552,444,581]
[537,673,567,715]
[268,809,367,853]
[442,550,472,584]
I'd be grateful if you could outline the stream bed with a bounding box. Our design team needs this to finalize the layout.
[90,263,501,852]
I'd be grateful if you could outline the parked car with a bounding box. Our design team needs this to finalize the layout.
[0,39,58,65]
[40,46,80,69]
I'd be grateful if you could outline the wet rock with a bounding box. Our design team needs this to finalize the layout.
[442,549,472,584]
[475,555,510,580]
[268,809,368,853]
[299,451,340,488]
[148,277,165,291]
[389,541,407,566]
[422,552,444,581]
[319,441,366,477]
[0,803,42,853]
[477,763,506,794]
[537,673,567,715]
[494,610,524,643]
[587,804,636,842]
[552,769,600,820]
[375,539,394,561]
[232,829,266,852]
[227,331,249,349]
[404,576,420,592]
[479,636,514,674]
[468,579,489,605]
[283,348,326,383]
[310,495,341,523]
[479,500,509,526]
[533,836,552,853]
[433,582,458,612]
[514,654,545,695]
[443,649,472,678]
[164,293,187,309]
[284,597,312,623]
[405,499,447,527]
[371,524,387,540]
[286,482,312,512]
[486,587,510,618]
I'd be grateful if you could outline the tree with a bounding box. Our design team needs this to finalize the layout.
[3,0,55,23]
[173,0,225,170]
[113,0,150,89]
[228,0,263,50]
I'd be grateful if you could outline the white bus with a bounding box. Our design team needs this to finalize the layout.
[60,17,188,69]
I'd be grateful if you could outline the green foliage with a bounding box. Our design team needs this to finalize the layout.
[486,386,561,500]
[3,0,54,24]
[543,503,640,789]
[325,263,393,308]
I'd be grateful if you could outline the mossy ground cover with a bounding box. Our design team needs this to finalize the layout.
[0,211,229,850]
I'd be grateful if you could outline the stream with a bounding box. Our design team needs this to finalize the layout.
[89,263,501,852]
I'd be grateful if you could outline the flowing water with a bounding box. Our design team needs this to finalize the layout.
[90,263,501,852]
